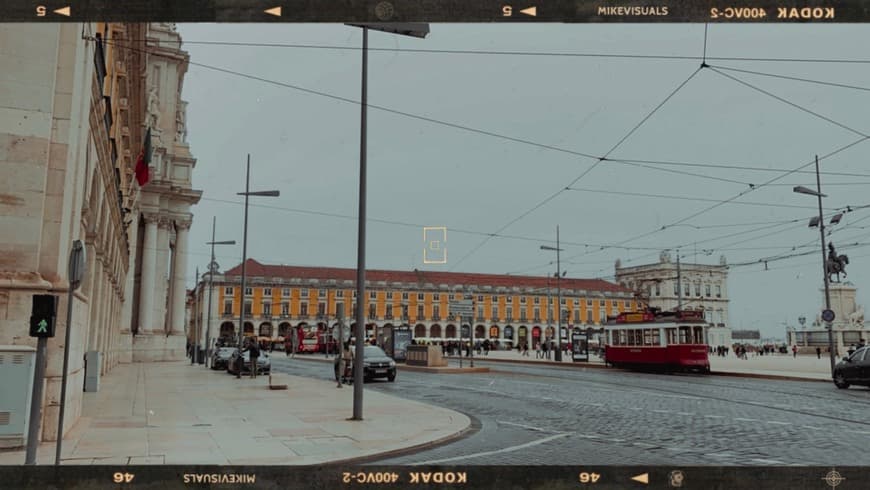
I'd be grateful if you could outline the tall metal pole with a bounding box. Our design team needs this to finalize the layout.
[55,282,75,464]
[192,267,199,364]
[352,26,368,420]
[815,155,835,375]
[555,225,562,362]
[546,277,551,356]
[205,217,216,368]
[237,156,251,378]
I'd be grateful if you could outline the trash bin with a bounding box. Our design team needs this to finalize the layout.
[84,351,101,392]
[197,348,205,364]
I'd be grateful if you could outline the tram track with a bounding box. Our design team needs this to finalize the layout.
[478,363,870,427]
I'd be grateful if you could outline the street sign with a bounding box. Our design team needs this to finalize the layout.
[449,300,473,315]
[68,239,86,291]
[821,309,835,323]
[30,295,58,338]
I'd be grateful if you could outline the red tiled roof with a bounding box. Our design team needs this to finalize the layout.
[223,259,630,294]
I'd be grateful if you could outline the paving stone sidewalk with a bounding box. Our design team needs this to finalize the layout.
[0,361,470,465]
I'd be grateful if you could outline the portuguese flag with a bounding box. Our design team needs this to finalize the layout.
[135,127,151,186]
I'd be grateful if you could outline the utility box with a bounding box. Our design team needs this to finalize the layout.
[0,346,37,449]
[84,351,101,392]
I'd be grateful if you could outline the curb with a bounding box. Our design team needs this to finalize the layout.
[285,352,830,383]
[325,411,482,466]
[400,365,490,374]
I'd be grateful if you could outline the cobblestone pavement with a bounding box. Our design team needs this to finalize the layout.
[271,356,870,466]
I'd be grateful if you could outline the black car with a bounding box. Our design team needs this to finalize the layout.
[211,347,236,370]
[334,345,396,382]
[833,346,869,389]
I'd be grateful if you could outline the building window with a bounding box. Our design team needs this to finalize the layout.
[282,288,290,296]
[695,283,701,296]
[402,305,409,318]
[521,310,527,321]
[434,293,440,301]
[599,300,605,307]
[506,307,512,321]
[674,282,679,295]
[478,295,484,302]
[225,287,234,295]
[418,293,425,301]
[319,289,326,297]
[337,290,344,298]
[386,305,393,318]
[300,303,308,316]
[716,285,722,297]
[244,301,252,315]
[318,303,326,316]
[520,297,527,304]
[684,283,690,296]
[301,289,309,298]
[477,305,484,319]
[263,288,272,297]
[281,302,289,315]
[417,304,424,319]
[655,283,661,296]
[263,303,271,316]
[705,284,711,297]
[224,300,233,315]
[624,300,631,308]
[574,310,580,322]
[560,298,566,305]
[369,303,377,318]
[587,311,593,323]
[534,307,540,320]
[387,292,393,300]
[433,305,440,319]
[586,299,592,307]
[369,291,377,300]
[534,297,540,304]
[245,287,253,296]
[402,292,408,300]
[491,306,498,320]
[353,291,357,299]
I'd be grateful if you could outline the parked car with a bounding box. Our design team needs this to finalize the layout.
[833,346,869,389]
[211,347,236,370]
[333,345,396,382]
[227,348,271,375]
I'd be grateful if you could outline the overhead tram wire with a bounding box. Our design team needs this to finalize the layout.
[447,66,705,271]
[136,38,870,65]
[708,65,870,93]
[98,38,870,185]
[564,187,818,209]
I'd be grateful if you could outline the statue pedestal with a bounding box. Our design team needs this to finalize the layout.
[825,283,857,328]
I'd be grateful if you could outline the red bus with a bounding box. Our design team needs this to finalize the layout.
[604,309,710,373]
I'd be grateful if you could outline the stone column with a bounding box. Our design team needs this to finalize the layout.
[170,221,190,335]
[154,217,172,333]
[138,214,159,334]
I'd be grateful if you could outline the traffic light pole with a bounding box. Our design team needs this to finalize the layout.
[24,337,47,465]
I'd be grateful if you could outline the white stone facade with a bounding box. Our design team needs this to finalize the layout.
[0,22,199,444]
[615,253,733,347]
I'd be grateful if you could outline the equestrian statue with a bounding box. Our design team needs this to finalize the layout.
[826,242,849,283]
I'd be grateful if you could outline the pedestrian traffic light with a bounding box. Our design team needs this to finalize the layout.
[30,294,58,338]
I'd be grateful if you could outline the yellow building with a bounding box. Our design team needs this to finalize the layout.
[191,259,637,350]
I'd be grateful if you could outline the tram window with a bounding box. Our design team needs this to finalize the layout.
[665,328,677,345]
[693,327,704,344]
[679,327,691,344]
[652,329,661,346]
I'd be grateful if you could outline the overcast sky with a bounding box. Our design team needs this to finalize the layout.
[176,23,870,339]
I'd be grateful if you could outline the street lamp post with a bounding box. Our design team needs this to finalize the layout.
[540,226,564,361]
[205,216,236,368]
[192,267,199,365]
[793,155,835,377]
[346,22,429,420]
[236,155,280,378]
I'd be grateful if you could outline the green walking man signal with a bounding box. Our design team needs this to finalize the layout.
[30,294,58,338]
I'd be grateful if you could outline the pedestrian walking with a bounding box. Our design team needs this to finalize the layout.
[816,347,821,359]
[245,338,260,378]
[543,340,549,360]
[535,342,541,359]
[792,345,798,358]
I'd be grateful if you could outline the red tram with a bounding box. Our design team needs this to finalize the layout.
[604,309,710,373]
